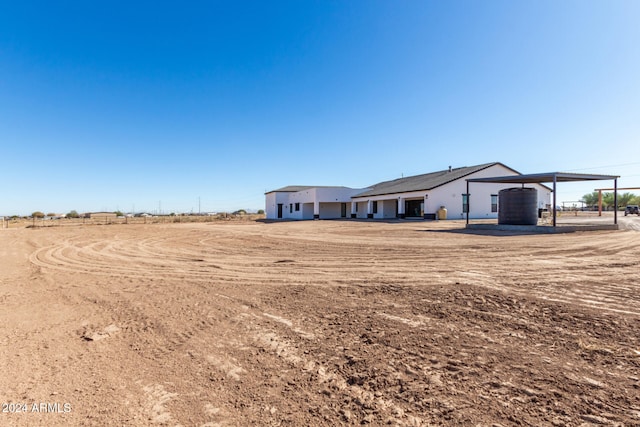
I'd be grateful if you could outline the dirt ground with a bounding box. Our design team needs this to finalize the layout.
[1,218,639,426]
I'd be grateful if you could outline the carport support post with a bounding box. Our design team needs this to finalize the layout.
[465,180,469,225]
[552,174,557,227]
[398,197,405,219]
[614,178,618,225]
[350,201,357,219]
[367,200,373,219]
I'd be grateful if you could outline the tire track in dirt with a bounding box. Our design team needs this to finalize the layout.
[12,221,640,425]
[28,224,640,317]
[259,282,640,425]
[61,283,260,425]
[231,309,427,426]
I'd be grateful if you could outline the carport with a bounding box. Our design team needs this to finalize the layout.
[466,172,620,228]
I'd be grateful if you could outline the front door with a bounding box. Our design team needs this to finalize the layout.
[405,200,423,217]
[277,204,283,219]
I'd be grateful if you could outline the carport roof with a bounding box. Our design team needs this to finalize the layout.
[467,172,620,184]
[466,171,620,227]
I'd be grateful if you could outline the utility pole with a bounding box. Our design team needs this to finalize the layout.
[198,196,201,215]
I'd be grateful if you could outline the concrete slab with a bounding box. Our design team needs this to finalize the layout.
[466,223,619,233]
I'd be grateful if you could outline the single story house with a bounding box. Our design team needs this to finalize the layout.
[265,162,551,220]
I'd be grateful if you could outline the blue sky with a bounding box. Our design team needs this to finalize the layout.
[1,1,639,215]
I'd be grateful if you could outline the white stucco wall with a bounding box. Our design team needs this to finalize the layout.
[349,164,551,220]
[265,187,365,219]
[430,164,551,219]
[266,165,552,220]
[354,201,367,219]
[380,199,397,219]
[284,189,317,220]
[265,192,276,219]
[265,192,293,219]
[319,203,342,218]
[302,203,314,220]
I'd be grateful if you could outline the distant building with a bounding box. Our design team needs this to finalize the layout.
[265,162,551,220]
[86,212,117,219]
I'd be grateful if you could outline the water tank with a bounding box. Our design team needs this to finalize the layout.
[498,187,538,225]
[437,206,447,220]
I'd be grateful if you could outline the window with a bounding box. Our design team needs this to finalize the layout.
[462,194,469,213]
[372,201,378,214]
[341,203,347,218]
[355,203,358,212]
[295,203,300,211]
[491,195,498,212]
[290,204,293,214]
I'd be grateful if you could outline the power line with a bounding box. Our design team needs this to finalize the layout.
[564,162,640,172]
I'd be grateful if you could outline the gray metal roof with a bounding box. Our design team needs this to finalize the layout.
[353,162,507,198]
[265,185,353,194]
[467,172,620,184]
[265,164,603,197]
